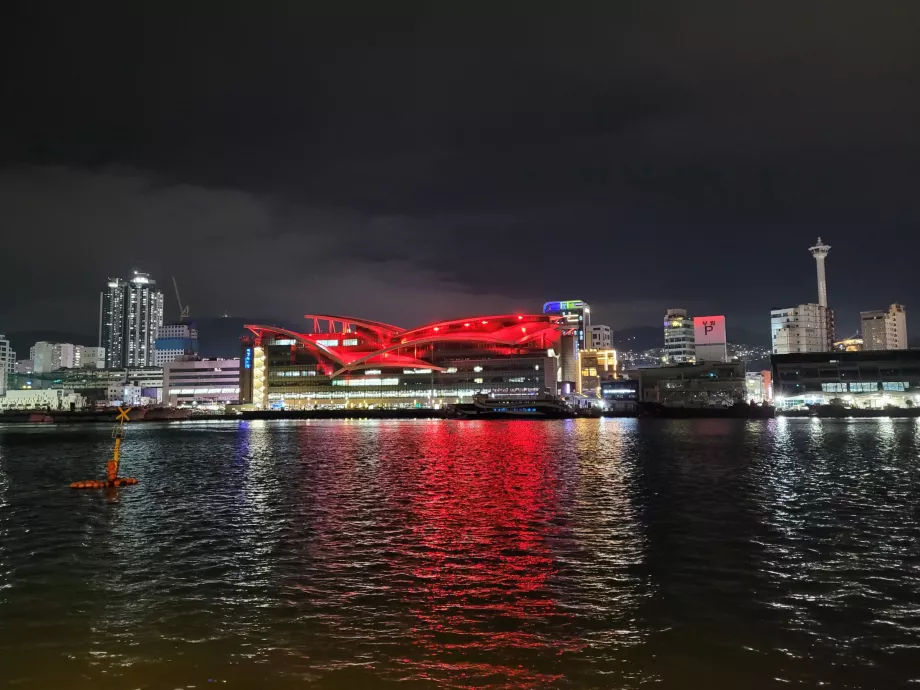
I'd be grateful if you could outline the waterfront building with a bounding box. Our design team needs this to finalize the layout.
[772,350,920,409]
[636,361,746,406]
[240,313,565,409]
[0,389,84,411]
[664,309,695,363]
[164,358,240,407]
[600,379,639,412]
[745,371,772,404]
[543,300,591,351]
[22,366,165,406]
[154,322,200,366]
[99,272,164,368]
[579,350,601,397]
[578,348,618,397]
[0,334,14,397]
[861,304,907,351]
[693,315,727,362]
[770,304,834,354]
[589,324,611,349]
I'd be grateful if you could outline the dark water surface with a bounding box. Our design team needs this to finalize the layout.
[1,418,918,689]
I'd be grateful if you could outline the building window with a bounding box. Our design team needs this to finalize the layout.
[882,382,909,392]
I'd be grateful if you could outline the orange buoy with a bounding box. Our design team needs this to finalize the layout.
[71,407,139,489]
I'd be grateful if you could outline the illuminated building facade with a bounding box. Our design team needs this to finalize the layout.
[772,350,920,409]
[240,314,566,409]
[164,358,240,407]
[664,308,695,363]
[543,300,590,350]
[99,272,164,367]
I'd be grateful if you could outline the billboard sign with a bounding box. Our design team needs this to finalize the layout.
[243,347,252,369]
[543,300,587,314]
[694,315,726,345]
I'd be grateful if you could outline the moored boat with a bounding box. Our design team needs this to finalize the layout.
[450,391,574,419]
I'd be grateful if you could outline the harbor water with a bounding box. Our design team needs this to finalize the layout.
[0,418,918,688]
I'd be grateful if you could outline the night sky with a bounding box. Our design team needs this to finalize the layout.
[2,2,919,340]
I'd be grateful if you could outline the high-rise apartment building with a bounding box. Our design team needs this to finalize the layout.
[861,304,907,351]
[664,309,695,363]
[0,334,14,396]
[100,278,127,368]
[771,304,834,354]
[99,272,164,368]
[30,341,78,373]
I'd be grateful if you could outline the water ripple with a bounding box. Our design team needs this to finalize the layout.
[0,418,918,688]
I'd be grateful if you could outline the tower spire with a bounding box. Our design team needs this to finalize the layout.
[809,237,831,307]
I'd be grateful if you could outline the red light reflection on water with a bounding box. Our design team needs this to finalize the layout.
[389,421,583,687]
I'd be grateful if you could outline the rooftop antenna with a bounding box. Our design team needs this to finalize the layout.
[172,276,190,321]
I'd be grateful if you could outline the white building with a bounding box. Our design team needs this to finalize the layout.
[0,389,85,411]
[589,325,611,350]
[164,358,240,407]
[861,304,907,351]
[664,308,696,363]
[30,341,79,373]
[0,334,14,397]
[14,360,33,374]
[76,345,106,369]
[771,304,834,354]
[153,322,200,366]
[99,272,164,368]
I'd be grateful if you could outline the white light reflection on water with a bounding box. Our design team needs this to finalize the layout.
[756,418,920,686]
[0,443,9,601]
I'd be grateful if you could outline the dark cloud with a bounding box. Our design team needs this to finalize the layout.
[2,1,919,339]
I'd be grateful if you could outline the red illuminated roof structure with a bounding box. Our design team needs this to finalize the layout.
[245,313,567,377]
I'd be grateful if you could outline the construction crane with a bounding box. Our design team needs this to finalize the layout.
[172,276,190,321]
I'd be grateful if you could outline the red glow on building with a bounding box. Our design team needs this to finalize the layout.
[245,313,564,376]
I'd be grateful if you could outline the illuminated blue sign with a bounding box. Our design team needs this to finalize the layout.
[243,347,252,369]
[543,299,587,314]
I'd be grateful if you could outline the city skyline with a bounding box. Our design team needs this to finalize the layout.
[2,4,919,338]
